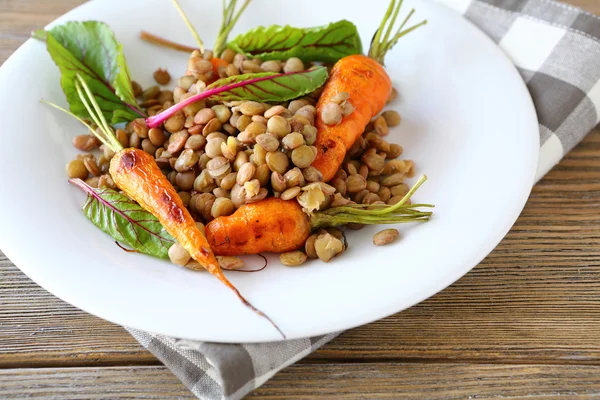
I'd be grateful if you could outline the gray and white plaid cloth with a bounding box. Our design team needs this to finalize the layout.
[128,0,600,398]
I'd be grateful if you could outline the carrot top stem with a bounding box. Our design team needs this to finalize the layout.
[43,74,124,153]
[214,0,252,56]
[171,0,205,53]
[368,0,427,64]
[73,75,123,153]
[40,99,103,142]
[379,0,401,50]
[168,0,251,57]
[310,175,433,230]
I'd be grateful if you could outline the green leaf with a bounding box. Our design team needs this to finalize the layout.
[114,46,139,109]
[113,109,137,124]
[228,20,363,63]
[146,67,328,128]
[72,179,175,259]
[41,21,143,124]
[206,67,329,102]
[31,29,47,41]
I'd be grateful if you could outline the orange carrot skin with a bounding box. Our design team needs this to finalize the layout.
[312,55,392,182]
[109,148,223,278]
[206,198,312,256]
[211,58,229,76]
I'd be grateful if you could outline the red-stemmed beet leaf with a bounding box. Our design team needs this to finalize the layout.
[228,20,362,63]
[70,178,175,259]
[146,67,328,128]
[33,21,145,123]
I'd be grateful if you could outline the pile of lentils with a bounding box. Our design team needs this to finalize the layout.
[66,48,414,266]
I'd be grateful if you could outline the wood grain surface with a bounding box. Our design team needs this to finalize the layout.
[2,363,600,399]
[1,0,599,398]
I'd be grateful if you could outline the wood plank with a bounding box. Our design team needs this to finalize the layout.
[252,363,600,399]
[0,0,85,39]
[1,363,600,399]
[0,0,85,66]
[0,366,192,399]
[1,0,600,370]
[0,253,155,367]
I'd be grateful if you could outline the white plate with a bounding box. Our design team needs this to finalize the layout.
[0,0,538,342]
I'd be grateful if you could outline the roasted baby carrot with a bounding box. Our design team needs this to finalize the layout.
[312,0,427,182]
[312,55,391,181]
[206,178,432,256]
[206,198,312,256]
[49,74,284,337]
[109,148,283,334]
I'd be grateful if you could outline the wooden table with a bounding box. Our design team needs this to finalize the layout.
[1,0,600,398]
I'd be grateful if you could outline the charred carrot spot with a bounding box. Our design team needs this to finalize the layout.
[352,68,374,79]
[234,237,249,246]
[158,191,185,223]
[120,151,137,169]
[251,222,264,241]
[169,206,185,223]
[321,138,337,154]
[277,219,287,236]
[160,192,171,203]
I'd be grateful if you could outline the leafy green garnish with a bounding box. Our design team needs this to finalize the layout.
[34,21,144,124]
[228,20,363,63]
[205,67,329,102]
[71,179,175,259]
[31,29,47,41]
[147,67,328,128]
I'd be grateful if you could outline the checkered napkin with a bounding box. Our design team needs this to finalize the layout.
[127,1,600,398]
